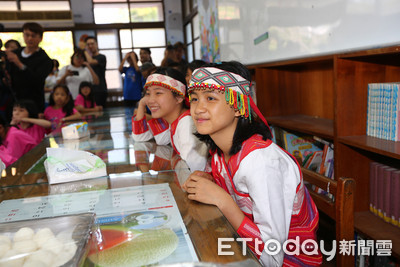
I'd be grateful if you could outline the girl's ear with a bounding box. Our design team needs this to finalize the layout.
[234,109,241,117]
[176,96,184,104]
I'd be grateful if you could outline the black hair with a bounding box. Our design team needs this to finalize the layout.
[187,60,207,72]
[22,22,44,37]
[49,84,75,116]
[13,99,39,119]
[140,48,153,63]
[151,67,189,109]
[70,48,87,65]
[85,36,97,43]
[193,61,272,156]
[0,115,8,144]
[78,81,96,108]
[4,39,21,50]
[52,59,59,69]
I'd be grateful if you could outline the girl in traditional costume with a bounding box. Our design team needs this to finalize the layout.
[183,61,323,266]
[132,67,208,172]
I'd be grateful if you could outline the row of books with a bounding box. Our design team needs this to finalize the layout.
[369,162,400,228]
[366,83,400,141]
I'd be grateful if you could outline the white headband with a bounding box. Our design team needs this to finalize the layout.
[144,73,186,97]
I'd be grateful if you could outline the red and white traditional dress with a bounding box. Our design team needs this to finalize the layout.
[211,134,323,267]
[132,111,208,172]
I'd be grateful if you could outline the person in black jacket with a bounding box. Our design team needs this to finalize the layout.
[5,22,53,113]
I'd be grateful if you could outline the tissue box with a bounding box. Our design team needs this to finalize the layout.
[62,122,89,140]
[44,148,107,184]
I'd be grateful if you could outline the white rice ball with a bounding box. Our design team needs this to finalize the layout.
[53,242,77,266]
[41,237,64,255]
[24,249,55,267]
[0,249,26,267]
[0,235,11,245]
[0,240,11,258]
[13,227,34,242]
[13,240,38,254]
[33,228,54,247]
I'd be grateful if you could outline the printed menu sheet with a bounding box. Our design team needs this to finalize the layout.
[0,183,198,265]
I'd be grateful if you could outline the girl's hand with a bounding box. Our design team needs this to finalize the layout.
[183,173,228,206]
[10,116,20,125]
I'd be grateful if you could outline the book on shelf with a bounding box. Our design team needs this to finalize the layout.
[369,162,381,214]
[391,170,400,227]
[282,131,323,166]
[303,150,323,172]
[366,82,400,141]
[369,162,400,228]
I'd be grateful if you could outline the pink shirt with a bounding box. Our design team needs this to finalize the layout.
[44,106,79,130]
[0,127,36,167]
[19,124,46,145]
[74,94,97,108]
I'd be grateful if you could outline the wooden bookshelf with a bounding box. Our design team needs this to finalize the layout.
[252,45,400,263]
[268,115,333,140]
[355,211,400,258]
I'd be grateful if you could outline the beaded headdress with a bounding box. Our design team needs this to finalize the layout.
[188,67,271,133]
[144,73,186,97]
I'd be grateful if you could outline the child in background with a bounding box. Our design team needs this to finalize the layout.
[0,116,36,167]
[118,52,143,108]
[44,84,82,130]
[10,99,51,145]
[183,62,323,266]
[74,81,103,113]
[132,67,208,172]
[44,59,60,108]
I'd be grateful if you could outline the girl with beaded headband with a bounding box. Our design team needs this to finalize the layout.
[183,61,322,267]
[132,67,208,172]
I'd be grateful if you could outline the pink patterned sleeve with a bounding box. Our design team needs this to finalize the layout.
[237,216,265,258]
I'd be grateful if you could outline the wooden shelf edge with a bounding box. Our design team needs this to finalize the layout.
[338,135,400,160]
[268,115,334,140]
[354,211,400,259]
[302,168,337,197]
[338,46,400,59]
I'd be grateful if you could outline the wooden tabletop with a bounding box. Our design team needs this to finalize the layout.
[0,107,260,265]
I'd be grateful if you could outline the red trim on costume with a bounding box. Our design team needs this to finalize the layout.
[131,116,149,134]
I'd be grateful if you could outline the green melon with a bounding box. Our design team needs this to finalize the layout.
[88,228,178,267]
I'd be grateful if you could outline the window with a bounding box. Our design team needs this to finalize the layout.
[93,0,163,24]
[183,1,200,62]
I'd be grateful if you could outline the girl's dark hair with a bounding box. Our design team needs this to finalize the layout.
[140,48,153,63]
[70,49,87,65]
[13,99,39,118]
[4,39,21,50]
[194,61,272,155]
[52,59,60,69]
[152,67,189,109]
[79,81,96,108]
[187,60,207,72]
[49,84,75,116]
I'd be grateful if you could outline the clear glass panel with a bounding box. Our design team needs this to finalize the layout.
[193,14,200,38]
[94,3,130,24]
[20,1,70,11]
[106,70,122,90]
[74,30,95,47]
[119,29,132,49]
[132,28,165,47]
[133,47,164,67]
[194,38,201,60]
[41,31,74,69]
[100,49,120,69]
[187,44,193,63]
[93,0,124,2]
[0,1,17,11]
[97,29,119,49]
[129,2,163,22]
[185,23,192,43]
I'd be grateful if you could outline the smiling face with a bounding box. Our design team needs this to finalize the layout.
[144,85,183,123]
[189,89,239,139]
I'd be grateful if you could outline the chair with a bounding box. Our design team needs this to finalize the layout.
[302,168,355,267]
